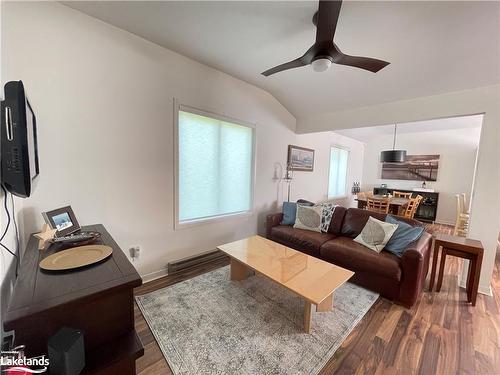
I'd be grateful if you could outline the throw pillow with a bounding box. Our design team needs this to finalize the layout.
[316,202,337,233]
[296,199,315,206]
[281,202,297,225]
[384,215,425,257]
[293,205,323,233]
[353,216,398,252]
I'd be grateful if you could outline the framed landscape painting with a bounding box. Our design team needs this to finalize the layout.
[382,154,440,181]
[288,145,314,171]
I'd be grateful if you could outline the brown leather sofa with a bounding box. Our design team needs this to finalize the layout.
[266,207,432,308]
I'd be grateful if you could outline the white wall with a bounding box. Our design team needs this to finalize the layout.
[297,85,500,295]
[362,127,481,224]
[287,132,364,208]
[274,132,364,207]
[1,2,364,283]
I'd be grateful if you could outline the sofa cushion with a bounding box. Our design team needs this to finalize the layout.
[341,208,387,238]
[320,237,402,281]
[270,225,336,257]
[327,206,347,235]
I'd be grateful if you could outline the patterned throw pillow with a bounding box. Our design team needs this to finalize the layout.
[293,205,323,233]
[353,216,398,252]
[316,203,337,233]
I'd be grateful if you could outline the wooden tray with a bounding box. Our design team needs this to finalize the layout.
[39,245,113,271]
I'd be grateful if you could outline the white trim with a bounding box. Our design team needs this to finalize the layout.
[175,210,254,230]
[141,268,169,283]
[173,99,257,230]
[327,145,351,199]
[457,275,493,296]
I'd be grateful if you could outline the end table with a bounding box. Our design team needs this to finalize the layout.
[429,233,483,306]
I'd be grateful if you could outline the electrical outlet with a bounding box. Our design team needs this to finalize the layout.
[129,246,141,261]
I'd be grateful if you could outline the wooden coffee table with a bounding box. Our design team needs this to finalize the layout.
[217,235,354,333]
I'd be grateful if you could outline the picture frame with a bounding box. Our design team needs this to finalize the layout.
[287,145,315,171]
[43,205,81,237]
[381,154,440,181]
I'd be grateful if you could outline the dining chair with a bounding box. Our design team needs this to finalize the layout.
[356,191,373,202]
[454,194,469,236]
[402,198,419,218]
[394,191,414,215]
[393,191,412,199]
[366,197,390,214]
[413,195,424,214]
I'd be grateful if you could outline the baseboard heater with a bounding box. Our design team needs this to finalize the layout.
[167,250,229,274]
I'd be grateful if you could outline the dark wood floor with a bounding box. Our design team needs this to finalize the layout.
[134,225,500,374]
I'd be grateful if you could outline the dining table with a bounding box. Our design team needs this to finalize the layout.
[355,195,410,215]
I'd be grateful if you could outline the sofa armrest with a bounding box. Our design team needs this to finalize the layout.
[398,231,433,307]
[266,213,283,238]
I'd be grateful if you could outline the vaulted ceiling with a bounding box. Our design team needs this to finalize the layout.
[64,1,500,118]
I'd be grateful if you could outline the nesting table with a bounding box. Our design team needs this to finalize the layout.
[429,233,484,306]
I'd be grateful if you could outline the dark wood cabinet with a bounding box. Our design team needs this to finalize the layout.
[372,187,439,222]
[4,224,144,374]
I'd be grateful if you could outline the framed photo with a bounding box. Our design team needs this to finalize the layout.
[382,154,440,181]
[43,205,81,237]
[287,145,315,171]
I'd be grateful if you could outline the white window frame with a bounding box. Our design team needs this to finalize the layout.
[327,145,350,199]
[174,100,257,229]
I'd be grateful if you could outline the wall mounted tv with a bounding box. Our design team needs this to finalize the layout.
[1,81,40,197]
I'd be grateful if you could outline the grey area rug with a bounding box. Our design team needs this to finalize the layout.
[136,266,379,375]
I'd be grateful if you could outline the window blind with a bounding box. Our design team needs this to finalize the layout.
[328,146,349,198]
[178,110,254,222]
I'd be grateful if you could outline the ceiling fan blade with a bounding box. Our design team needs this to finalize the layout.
[332,51,390,73]
[261,45,317,76]
[261,58,307,77]
[315,0,343,44]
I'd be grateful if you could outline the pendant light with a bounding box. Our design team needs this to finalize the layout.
[380,124,407,163]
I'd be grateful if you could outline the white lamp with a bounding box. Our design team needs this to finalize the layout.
[311,57,332,72]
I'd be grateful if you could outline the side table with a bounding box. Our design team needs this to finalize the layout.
[429,233,483,306]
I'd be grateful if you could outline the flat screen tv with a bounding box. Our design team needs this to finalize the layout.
[1,81,40,197]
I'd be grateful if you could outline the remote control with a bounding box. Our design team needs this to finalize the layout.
[52,232,98,243]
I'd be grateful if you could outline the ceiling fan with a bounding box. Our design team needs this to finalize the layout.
[261,0,390,76]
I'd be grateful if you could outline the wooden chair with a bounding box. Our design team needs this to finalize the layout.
[395,191,416,215]
[393,191,412,199]
[366,197,390,214]
[357,191,373,200]
[454,194,469,236]
[413,194,424,213]
[401,198,419,218]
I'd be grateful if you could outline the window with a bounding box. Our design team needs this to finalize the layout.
[176,106,254,224]
[328,146,349,198]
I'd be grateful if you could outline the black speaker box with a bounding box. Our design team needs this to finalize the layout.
[47,327,85,375]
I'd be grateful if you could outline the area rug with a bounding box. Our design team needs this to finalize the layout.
[136,266,379,375]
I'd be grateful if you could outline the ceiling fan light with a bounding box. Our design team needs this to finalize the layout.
[311,57,332,72]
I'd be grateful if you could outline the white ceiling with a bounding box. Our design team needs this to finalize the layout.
[64,1,500,118]
[335,114,484,142]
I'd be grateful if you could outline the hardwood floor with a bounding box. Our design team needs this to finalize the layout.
[134,227,500,374]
